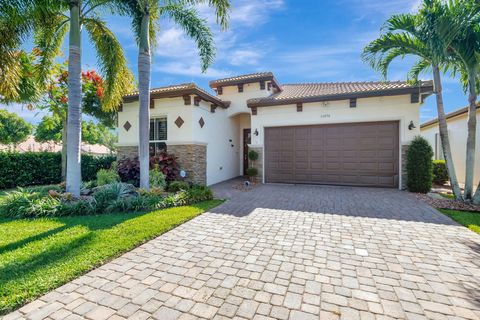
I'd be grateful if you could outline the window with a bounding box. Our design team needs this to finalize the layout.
[150,117,167,156]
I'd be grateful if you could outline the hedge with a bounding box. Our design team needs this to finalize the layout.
[432,160,449,185]
[0,152,115,189]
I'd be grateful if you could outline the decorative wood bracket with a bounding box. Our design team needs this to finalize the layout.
[296,102,303,112]
[194,96,201,106]
[150,99,154,109]
[210,104,217,113]
[251,107,257,115]
[217,87,223,95]
[183,95,191,105]
[238,84,244,93]
[267,82,272,90]
[118,103,123,112]
[349,98,357,108]
[411,93,420,103]
[260,80,266,90]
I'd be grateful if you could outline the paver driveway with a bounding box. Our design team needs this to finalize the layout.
[4,183,480,320]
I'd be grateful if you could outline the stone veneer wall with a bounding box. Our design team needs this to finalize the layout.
[117,144,207,185]
[249,146,263,183]
[168,144,207,185]
[117,146,138,160]
[401,144,409,190]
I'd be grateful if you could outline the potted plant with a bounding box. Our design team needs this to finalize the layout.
[246,167,258,182]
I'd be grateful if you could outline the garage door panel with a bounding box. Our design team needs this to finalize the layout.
[265,121,399,188]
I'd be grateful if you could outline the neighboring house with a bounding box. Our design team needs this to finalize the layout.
[421,105,480,185]
[0,135,112,155]
[118,72,433,189]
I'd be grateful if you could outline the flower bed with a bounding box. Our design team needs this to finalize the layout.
[0,182,212,218]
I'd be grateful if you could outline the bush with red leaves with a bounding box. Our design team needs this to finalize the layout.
[117,151,179,186]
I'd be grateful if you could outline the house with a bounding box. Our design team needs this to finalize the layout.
[118,72,433,189]
[0,135,112,155]
[421,104,480,185]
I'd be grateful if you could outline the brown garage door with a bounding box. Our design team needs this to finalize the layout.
[265,121,399,187]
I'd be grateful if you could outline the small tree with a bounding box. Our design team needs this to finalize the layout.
[407,136,434,193]
[0,109,32,147]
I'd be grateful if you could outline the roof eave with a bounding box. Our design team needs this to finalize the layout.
[420,104,480,129]
[123,88,228,108]
[209,75,281,91]
[247,85,434,108]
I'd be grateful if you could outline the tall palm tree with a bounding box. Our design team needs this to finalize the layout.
[117,0,230,189]
[441,0,480,202]
[1,0,133,196]
[362,0,463,200]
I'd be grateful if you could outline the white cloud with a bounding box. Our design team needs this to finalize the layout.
[153,62,231,78]
[229,49,263,66]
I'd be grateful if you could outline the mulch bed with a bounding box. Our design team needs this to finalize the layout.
[414,193,480,212]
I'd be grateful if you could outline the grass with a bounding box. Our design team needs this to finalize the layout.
[0,199,223,315]
[440,209,480,234]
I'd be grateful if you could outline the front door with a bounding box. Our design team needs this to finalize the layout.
[243,129,251,175]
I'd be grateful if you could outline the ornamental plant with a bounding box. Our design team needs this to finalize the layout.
[407,136,434,193]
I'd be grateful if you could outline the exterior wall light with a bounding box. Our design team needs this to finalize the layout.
[408,121,416,130]
[254,129,259,136]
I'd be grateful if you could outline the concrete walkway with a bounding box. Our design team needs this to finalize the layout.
[4,182,480,320]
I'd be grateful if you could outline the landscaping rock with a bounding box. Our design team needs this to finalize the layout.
[414,193,480,212]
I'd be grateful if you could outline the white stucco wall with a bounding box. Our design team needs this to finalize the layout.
[421,110,480,185]
[219,82,273,117]
[250,95,421,146]
[117,96,241,186]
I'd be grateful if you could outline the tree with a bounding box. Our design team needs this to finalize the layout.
[35,65,119,180]
[0,109,31,146]
[116,0,230,189]
[1,0,133,196]
[362,0,463,200]
[406,136,434,193]
[439,0,480,202]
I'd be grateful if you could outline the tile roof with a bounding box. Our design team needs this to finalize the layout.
[421,104,480,128]
[247,81,434,107]
[123,83,227,107]
[209,72,280,89]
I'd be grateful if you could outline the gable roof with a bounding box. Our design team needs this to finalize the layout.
[209,72,281,90]
[247,81,434,107]
[420,104,480,128]
[123,83,228,108]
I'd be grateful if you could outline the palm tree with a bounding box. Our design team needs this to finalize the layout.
[117,0,230,189]
[1,0,133,196]
[440,0,480,202]
[362,0,463,200]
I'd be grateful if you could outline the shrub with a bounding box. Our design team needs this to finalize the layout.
[60,198,97,216]
[407,136,434,193]
[96,168,120,186]
[432,160,449,185]
[246,167,258,177]
[0,152,115,189]
[0,189,62,218]
[248,150,259,161]
[118,152,180,186]
[92,183,137,212]
[150,166,167,191]
[168,181,190,192]
[186,185,213,203]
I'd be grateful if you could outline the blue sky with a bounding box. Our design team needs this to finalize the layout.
[2,0,470,124]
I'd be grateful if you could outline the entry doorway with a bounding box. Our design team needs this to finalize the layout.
[243,129,251,175]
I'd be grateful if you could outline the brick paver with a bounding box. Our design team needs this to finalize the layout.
[4,182,480,320]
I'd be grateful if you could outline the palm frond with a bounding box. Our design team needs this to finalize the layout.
[161,4,215,72]
[83,17,134,111]
[407,58,431,83]
[177,0,230,29]
[383,13,417,35]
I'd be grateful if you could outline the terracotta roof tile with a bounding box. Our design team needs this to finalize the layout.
[247,81,434,106]
[123,83,227,107]
[209,72,280,89]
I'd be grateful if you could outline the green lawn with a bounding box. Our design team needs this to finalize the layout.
[0,200,222,315]
[440,209,480,234]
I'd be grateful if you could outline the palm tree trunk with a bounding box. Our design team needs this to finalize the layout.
[464,70,477,200]
[138,9,151,190]
[66,0,82,197]
[61,115,67,181]
[432,65,462,200]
